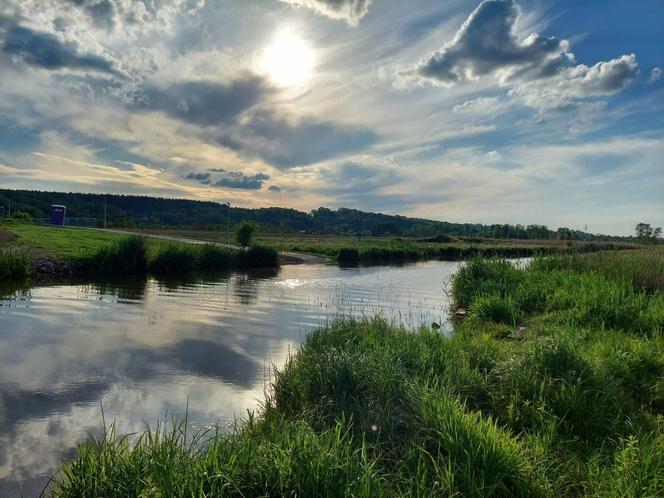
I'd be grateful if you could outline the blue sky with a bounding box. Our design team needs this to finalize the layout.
[0,0,662,235]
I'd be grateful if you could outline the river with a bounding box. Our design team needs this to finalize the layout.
[0,260,461,495]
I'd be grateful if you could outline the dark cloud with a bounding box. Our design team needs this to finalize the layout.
[185,172,211,184]
[416,0,569,85]
[280,0,374,25]
[138,77,269,127]
[0,16,121,76]
[185,168,271,190]
[215,171,270,190]
[220,110,377,170]
[268,185,282,192]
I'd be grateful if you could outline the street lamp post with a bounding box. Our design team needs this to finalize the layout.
[223,202,231,243]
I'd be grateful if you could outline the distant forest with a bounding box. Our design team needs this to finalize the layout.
[0,189,624,241]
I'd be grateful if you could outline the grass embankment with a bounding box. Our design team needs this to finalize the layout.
[51,250,664,497]
[0,222,279,278]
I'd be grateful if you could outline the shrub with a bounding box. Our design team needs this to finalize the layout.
[337,247,360,264]
[197,244,235,271]
[149,245,199,274]
[237,245,279,269]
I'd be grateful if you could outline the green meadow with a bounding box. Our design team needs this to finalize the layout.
[0,221,279,276]
[50,249,664,497]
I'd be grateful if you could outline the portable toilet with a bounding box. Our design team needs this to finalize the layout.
[51,205,66,226]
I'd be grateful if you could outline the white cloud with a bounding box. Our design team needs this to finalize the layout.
[408,0,639,111]
[650,67,662,84]
[279,0,374,26]
[453,96,503,114]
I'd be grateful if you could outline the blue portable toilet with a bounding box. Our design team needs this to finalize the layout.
[51,205,66,226]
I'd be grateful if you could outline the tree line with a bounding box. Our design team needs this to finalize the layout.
[0,189,658,243]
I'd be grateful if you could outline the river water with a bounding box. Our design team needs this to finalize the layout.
[0,260,461,496]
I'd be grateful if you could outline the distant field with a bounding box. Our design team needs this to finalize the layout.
[119,228,640,259]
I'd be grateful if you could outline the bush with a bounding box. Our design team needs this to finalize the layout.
[149,245,199,274]
[237,245,279,269]
[337,247,360,264]
[197,244,235,271]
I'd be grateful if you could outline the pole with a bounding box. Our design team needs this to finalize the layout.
[104,196,107,229]
[226,202,231,243]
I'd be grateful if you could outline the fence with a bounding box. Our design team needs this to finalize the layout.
[31,218,99,228]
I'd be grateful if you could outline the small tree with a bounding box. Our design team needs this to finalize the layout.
[635,223,662,245]
[233,221,257,248]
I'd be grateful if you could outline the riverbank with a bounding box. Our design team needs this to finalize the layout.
[49,249,664,497]
[0,222,280,282]
[2,222,635,281]
[95,228,641,264]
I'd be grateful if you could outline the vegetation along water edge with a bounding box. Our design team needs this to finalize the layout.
[0,221,279,281]
[48,249,664,496]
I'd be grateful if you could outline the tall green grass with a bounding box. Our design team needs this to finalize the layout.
[86,237,279,276]
[0,249,31,280]
[531,249,664,293]
[88,235,149,275]
[454,255,664,334]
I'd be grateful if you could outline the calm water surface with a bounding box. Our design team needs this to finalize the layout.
[0,261,460,495]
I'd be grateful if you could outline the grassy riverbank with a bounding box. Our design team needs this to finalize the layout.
[0,222,279,278]
[51,249,664,497]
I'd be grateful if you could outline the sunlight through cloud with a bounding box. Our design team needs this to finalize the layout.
[258,28,316,87]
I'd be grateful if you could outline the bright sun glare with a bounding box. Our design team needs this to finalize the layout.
[260,30,315,87]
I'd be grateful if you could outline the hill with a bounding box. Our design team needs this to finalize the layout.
[0,188,615,241]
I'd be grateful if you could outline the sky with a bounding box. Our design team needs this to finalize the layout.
[0,0,662,235]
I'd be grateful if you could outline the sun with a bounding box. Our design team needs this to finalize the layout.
[259,29,315,87]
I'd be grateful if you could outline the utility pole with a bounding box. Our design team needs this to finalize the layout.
[104,196,107,229]
[223,202,231,243]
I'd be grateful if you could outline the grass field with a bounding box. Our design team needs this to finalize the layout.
[1,221,129,259]
[50,249,664,497]
[0,222,279,276]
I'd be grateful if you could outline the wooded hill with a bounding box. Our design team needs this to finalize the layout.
[0,188,616,240]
